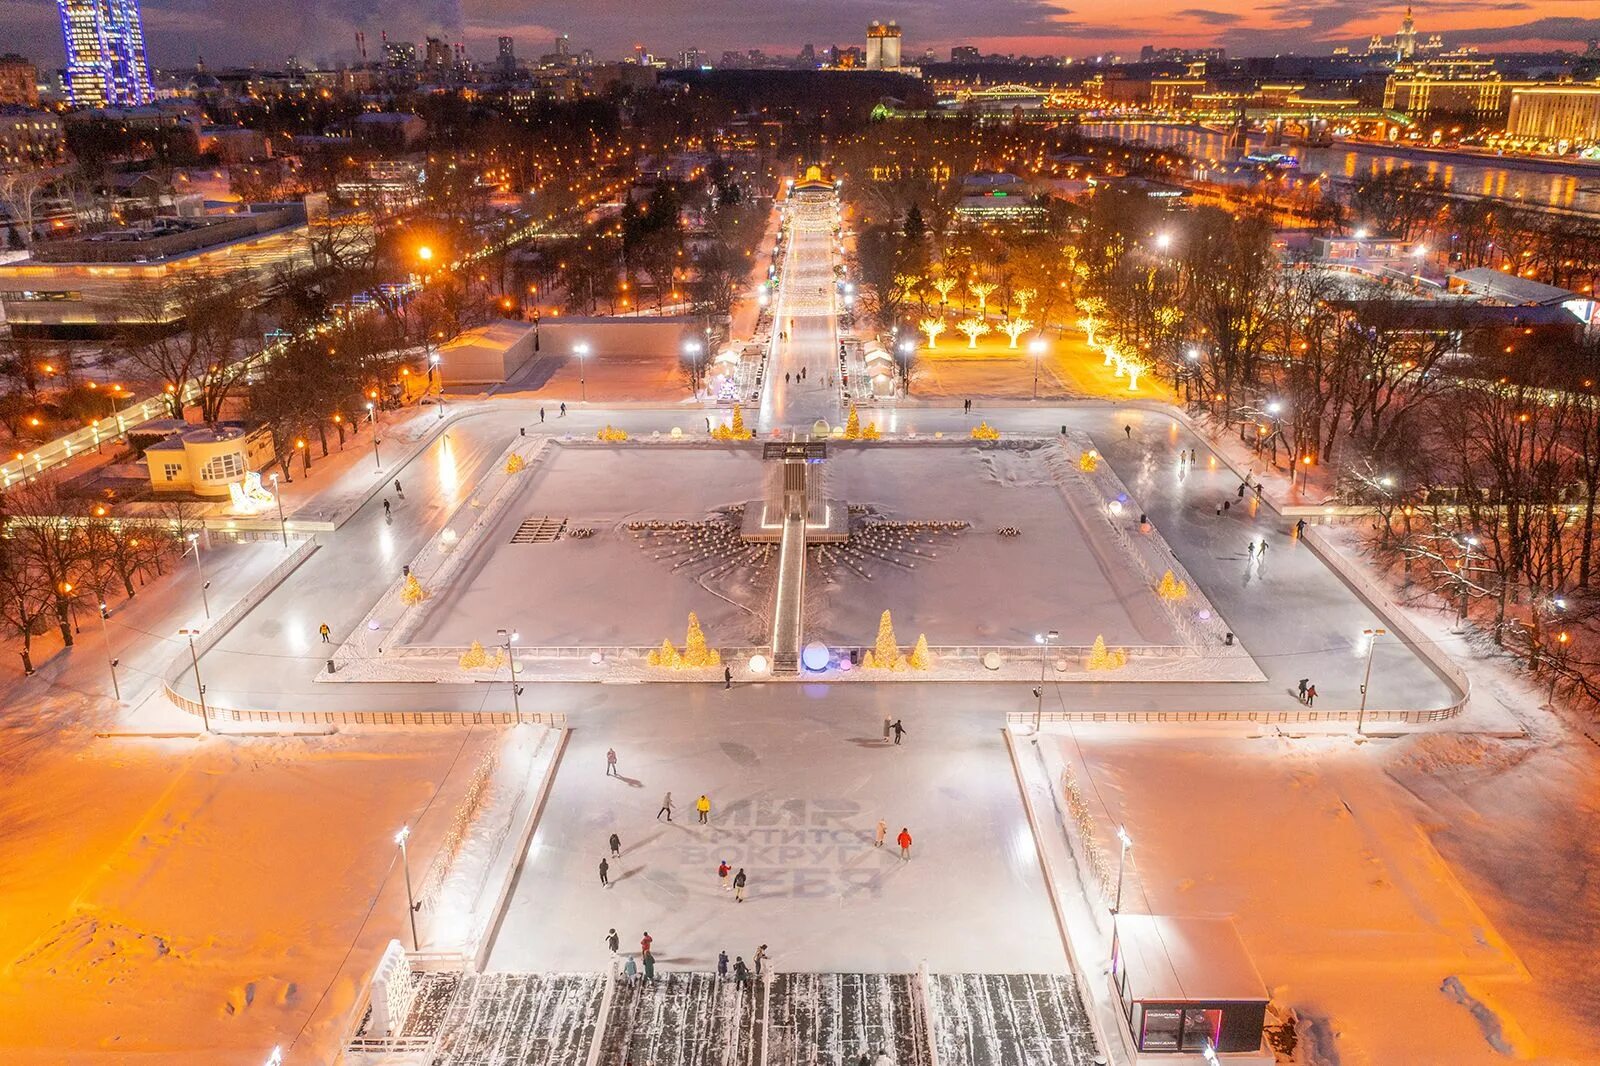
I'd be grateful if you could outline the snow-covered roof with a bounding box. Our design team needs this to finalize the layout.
[1448,268,1576,307]
[1116,914,1267,1004]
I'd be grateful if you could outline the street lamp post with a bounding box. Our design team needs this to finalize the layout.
[270,472,287,547]
[178,627,210,732]
[684,340,702,398]
[575,343,590,403]
[367,402,381,472]
[96,601,120,701]
[395,825,419,950]
[430,351,444,420]
[497,627,522,724]
[1033,629,1058,731]
[1357,627,1386,734]
[186,532,210,619]
[1029,338,1047,401]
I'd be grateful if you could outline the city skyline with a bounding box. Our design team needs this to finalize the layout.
[3,0,1599,71]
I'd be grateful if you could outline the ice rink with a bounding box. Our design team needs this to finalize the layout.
[486,684,1067,975]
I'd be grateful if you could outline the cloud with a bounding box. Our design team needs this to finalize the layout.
[1174,8,1244,26]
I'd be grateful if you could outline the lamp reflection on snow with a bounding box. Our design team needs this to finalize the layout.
[436,433,459,499]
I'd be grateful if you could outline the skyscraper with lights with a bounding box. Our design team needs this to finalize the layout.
[57,0,154,107]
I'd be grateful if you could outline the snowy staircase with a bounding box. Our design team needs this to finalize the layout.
[599,971,763,1066]
[425,972,604,1066]
[766,973,930,1066]
[927,973,1101,1066]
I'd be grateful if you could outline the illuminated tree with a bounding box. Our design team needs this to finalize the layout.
[459,640,487,669]
[1157,570,1189,600]
[957,317,990,349]
[1014,287,1038,317]
[967,279,998,316]
[1000,319,1034,349]
[863,609,903,669]
[907,633,932,670]
[1076,295,1107,347]
[401,574,427,605]
[844,404,862,439]
[1086,634,1127,671]
[681,611,721,667]
[971,420,1001,440]
[505,452,526,474]
[930,274,958,309]
[919,317,946,350]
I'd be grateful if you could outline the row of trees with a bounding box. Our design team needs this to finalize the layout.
[0,480,189,673]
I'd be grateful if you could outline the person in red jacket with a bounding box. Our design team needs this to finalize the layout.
[718,859,732,890]
[897,827,912,861]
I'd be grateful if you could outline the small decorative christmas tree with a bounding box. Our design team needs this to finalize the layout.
[647,638,681,668]
[681,611,721,668]
[1086,634,1128,671]
[712,405,753,441]
[1079,449,1099,472]
[459,640,487,669]
[907,633,932,670]
[401,574,426,604]
[844,405,862,440]
[971,421,1001,440]
[862,422,881,440]
[1157,569,1189,600]
[864,610,903,669]
[597,424,628,441]
[505,452,526,474]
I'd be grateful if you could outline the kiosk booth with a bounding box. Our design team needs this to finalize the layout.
[1112,914,1273,1063]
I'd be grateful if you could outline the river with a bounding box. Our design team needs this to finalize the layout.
[1078,121,1600,217]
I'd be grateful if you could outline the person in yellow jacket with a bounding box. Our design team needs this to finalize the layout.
[696,794,711,824]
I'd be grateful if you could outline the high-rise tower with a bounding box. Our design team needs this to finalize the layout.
[57,0,153,107]
[865,20,902,71]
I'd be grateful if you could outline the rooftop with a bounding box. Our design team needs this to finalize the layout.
[1117,914,1267,1004]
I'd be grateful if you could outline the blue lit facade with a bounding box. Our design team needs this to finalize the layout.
[58,0,154,107]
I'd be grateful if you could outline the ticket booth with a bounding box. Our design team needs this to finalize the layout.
[1112,914,1273,1064]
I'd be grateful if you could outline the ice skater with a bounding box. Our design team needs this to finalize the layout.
[724,664,732,689]
[642,951,656,981]
[623,956,637,983]
[897,827,913,860]
[890,719,906,745]
[1247,541,1257,560]
[540,407,545,423]
[1297,678,1309,702]
[718,950,729,978]
[875,819,887,847]
[394,478,403,498]
[696,794,711,824]
[609,832,621,858]
[599,857,610,887]
[1296,518,1307,538]
[319,622,330,643]
[733,867,747,901]
[641,931,653,955]
[560,402,566,416]
[754,944,768,976]
[606,748,619,776]
[382,498,391,519]
[719,859,731,889]
[658,791,674,821]
[605,928,619,954]
[1305,684,1317,707]
[1125,424,1132,439]
[734,956,749,982]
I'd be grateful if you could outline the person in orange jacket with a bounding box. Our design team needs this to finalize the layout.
[897,827,912,860]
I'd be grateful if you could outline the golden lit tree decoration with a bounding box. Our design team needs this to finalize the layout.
[907,633,932,670]
[957,317,990,349]
[862,609,904,670]
[919,317,946,350]
[401,573,427,605]
[505,452,526,474]
[971,420,1001,440]
[844,404,862,439]
[597,424,628,441]
[1000,319,1034,349]
[1157,569,1189,600]
[1086,634,1127,671]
